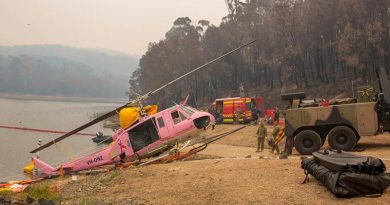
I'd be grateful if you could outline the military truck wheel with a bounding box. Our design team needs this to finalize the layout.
[294,130,322,155]
[327,126,356,151]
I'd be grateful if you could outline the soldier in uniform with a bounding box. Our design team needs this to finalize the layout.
[270,122,281,154]
[255,121,267,152]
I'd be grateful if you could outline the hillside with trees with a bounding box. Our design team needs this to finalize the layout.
[130,0,390,108]
[0,45,138,98]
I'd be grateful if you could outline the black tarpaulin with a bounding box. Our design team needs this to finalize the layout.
[301,151,390,197]
[312,150,386,174]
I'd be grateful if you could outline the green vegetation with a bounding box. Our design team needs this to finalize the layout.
[0,190,13,198]
[24,182,58,201]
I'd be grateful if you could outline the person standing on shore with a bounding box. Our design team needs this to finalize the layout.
[256,121,267,152]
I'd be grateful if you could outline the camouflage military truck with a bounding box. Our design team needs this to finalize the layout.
[282,68,390,155]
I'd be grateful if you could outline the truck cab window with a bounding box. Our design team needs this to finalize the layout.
[245,101,251,110]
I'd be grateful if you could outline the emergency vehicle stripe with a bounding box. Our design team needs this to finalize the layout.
[223,101,243,104]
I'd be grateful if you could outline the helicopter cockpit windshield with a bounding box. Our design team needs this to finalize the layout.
[171,110,188,124]
[181,105,195,116]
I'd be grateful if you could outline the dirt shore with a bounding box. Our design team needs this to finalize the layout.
[55,124,390,204]
[5,124,390,204]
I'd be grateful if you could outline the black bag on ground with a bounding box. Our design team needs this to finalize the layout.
[301,151,390,197]
[312,150,386,174]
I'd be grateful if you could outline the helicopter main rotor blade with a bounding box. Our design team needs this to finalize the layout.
[30,40,256,153]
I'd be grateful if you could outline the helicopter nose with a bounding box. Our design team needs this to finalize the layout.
[194,116,211,129]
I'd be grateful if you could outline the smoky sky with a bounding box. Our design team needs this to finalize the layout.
[0,0,227,55]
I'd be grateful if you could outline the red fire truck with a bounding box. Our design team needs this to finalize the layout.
[211,96,265,124]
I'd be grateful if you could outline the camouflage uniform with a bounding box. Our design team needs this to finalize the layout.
[271,124,280,154]
[256,122,267,152]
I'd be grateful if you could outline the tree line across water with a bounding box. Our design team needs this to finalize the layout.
[0,45,138,98]
[130,0,390,108]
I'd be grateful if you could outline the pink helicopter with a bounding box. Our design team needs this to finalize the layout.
[32,102,214,176]
[29,40,255,177]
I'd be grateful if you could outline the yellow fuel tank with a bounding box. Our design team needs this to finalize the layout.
[119,105,158,129]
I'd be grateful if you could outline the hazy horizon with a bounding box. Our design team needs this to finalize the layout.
[0,0,228,56]
[0,44,139,57]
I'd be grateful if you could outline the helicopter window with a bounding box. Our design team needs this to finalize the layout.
[157,117,165,128]
[182,106,195,116]
[171,110,189,124]
[179,111,187,120]
[171,111,181,124]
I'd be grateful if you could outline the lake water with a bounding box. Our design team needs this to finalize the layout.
[0,98,123,181]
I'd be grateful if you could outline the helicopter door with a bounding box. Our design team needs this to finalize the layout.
[156,116,170,138]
